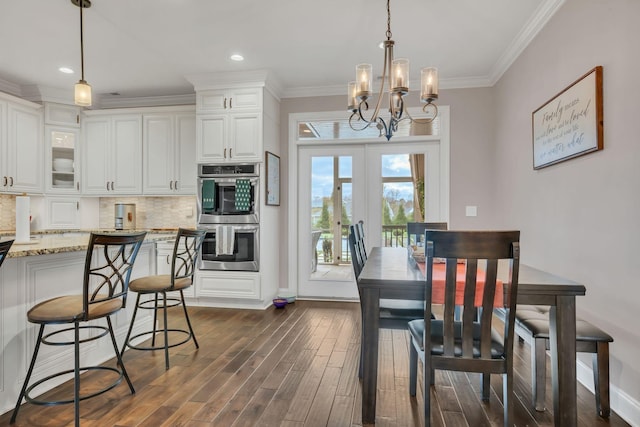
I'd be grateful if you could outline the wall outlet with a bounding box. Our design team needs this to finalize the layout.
[465,206,477,217]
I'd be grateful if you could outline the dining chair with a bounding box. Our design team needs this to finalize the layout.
[349,223,424,378]
[11,232,147,427]
[0,239,14,269]
[408,230,520,427]
[121,228,205,370]
[406,222,448,247]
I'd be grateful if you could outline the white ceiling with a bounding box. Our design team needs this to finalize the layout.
[0,0,564,104]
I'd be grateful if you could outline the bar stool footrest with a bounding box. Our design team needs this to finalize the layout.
[24,366,124,406]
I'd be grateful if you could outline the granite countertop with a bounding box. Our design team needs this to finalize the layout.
[0,229,177,258]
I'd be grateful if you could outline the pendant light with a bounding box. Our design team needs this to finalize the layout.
[73,0,92,107]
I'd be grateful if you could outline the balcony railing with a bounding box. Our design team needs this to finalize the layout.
[314,224,409,266]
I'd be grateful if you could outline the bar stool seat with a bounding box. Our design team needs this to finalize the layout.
[10,232,147,427]
[121,228,205,370]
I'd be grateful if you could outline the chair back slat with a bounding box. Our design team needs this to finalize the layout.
[348,225,365,279]
[83,232,147,319]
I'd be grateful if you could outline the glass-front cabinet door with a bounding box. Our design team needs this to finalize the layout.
[46,126,80,193]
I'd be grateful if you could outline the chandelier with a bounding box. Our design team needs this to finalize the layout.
[73,0,92,107]
[348,0,438,141]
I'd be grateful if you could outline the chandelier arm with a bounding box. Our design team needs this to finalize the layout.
[349,111,374,132]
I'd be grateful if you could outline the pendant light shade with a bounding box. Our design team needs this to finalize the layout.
[74,0,92,107]
[75,79,92,106]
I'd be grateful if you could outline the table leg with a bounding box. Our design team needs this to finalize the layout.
[361,287,380,424]
[549,296,578,426]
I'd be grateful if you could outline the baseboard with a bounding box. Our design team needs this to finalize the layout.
[577,358,640,426]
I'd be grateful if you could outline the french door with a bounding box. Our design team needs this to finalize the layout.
[289,108,449,300]
[297,146,365,299]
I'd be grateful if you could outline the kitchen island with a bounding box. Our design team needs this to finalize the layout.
[0,230,175,415]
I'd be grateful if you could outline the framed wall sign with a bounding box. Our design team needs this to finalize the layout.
[265,151,280,206]
[532,66,603,169]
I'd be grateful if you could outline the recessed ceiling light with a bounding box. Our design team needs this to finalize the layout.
[59,67,74,74]
[230,54,244,62]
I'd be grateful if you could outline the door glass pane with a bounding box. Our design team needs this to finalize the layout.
[311,157,334,270]
[381,153,424,247]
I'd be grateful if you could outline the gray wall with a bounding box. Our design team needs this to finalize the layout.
[492,0,640,420]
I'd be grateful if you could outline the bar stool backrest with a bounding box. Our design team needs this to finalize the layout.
[83,232,147,320]
[0,239,14,270]
[170,228,206,288]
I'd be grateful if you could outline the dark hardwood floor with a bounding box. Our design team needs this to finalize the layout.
[1,301,629,426]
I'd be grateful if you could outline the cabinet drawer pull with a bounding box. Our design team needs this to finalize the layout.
[169,180,174,190]
[229,148,232,158]
[166,254,170,264]
[224,148,227,159]
[76,182,80,191]
[224,97,227,109]
[2,176,6,187]
[106,182,110,191]
[9,176,14,187]
[174,180,178,190]
[229,97,232,109]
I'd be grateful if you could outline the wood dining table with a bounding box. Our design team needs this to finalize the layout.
[357,247,586,426]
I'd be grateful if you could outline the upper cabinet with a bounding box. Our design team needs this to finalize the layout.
[196,87,263,163]
[44,104,82,194]
[0,96,43,194]
[82,113,143,195]
[143,108,196,195]
[46,126,81,193]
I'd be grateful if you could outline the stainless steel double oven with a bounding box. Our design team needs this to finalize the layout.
[197,163,260,271]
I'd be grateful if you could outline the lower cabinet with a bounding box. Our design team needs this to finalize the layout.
[0,243,155,415]
[195,270,261,301]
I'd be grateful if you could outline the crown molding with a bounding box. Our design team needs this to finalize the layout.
[489,0,566,85]
[95,93,196,109]
[185,69,283,100]
[0,77,22,97]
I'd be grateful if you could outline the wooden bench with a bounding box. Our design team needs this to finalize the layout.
[513,305,613,418]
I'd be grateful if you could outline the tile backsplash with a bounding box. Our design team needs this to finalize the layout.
[99,196,197,229]
[0,194,197,231]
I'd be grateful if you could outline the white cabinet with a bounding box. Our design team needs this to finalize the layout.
[44,103,81,128]
[44,197,80,229]
[46,126,81,193]
[82,114,142,195]
[143,111,196,195]
[195,270,261,300]
[0,98,43,193]
[196,88,263,163]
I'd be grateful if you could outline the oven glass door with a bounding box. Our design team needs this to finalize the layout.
[199,226,259,271]
[199,177,259,224]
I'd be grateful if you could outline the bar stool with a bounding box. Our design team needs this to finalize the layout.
[121,228,205,370]
[0,239,14,269]
[10,232,147,427]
